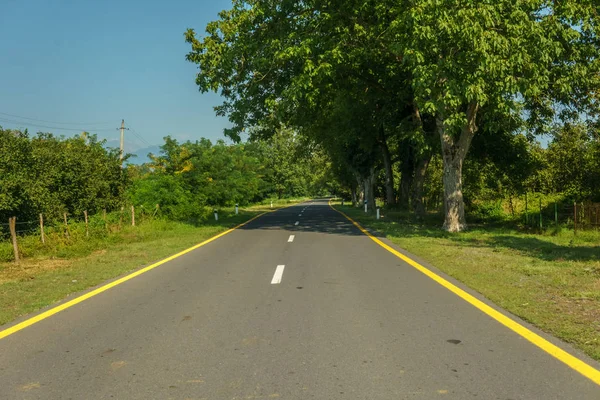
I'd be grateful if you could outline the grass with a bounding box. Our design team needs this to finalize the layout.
[0,200,305,327]
[333,201,600,361]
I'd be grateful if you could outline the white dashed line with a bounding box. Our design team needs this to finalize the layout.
[288,235,295,242]
[271,265,285,284]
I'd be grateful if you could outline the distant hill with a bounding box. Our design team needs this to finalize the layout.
[126,146,162,165]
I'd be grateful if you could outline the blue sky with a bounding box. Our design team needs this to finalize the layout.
[0,0,235,153]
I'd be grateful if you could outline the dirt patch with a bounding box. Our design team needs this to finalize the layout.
[0,258,71,284]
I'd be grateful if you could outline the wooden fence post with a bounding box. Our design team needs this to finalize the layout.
[9,217,19,263]
[64,212,70,239]
[84,210,89,237]
[131,205,135,227]
[39,213,45,244]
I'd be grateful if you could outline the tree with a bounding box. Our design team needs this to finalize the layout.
[0,128,33,222]
[545,123,598,200]
[184,0,409,210]
[186,1,600,231]
[397,0,600,230]
[0,127,127,223]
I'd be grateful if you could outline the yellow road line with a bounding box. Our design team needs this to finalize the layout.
[0,211,272,341]
[328,199,600,386]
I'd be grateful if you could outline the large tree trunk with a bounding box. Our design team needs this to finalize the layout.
[398,145,414,209]
[441,157,466,231]
[378,126,395,206]
[411,151,432,219]
[411,105,432,219]
[356,174,364,207]
[363,167,376,212]
[438,102,479,232]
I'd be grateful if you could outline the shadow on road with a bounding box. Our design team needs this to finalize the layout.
[238,203,380,237]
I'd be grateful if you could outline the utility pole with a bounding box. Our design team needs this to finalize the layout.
[117,119,129,165]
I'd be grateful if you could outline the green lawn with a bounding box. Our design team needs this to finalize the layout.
[332,201,600,361]
[0,199,306,327]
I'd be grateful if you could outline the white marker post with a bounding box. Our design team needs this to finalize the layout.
[271,201,273,208]
[214,209,218,221]
[364,200,368,213]
[235,204,239,215]
[376,207,380,220]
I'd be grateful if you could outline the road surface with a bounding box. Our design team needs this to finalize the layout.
[1,200,599,399]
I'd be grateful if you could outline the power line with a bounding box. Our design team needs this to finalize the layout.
[0,111,112,125]
[129,128,154,148]
[1,115,157,153]
[126,135,149,150]
[0,117,115,132]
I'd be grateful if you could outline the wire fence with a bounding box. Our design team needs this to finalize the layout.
[0,204,162,263]
[0,220,40,235]
[420,192,600,233]
[519,198,600,232]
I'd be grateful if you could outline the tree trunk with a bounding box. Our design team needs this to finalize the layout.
[363,167,376,211]
[351,185,357,207]
[438,102,479,232]
[441,157,466,231]
[379,126,395,206]
[356,175,364,207]
[398,145,414,209]
[411,151,432,219]
[411,104,433,219]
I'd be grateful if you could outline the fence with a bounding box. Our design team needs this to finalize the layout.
[574,202,600,232]
[420,191,600,234]
[0,204,160,263]
[520,196,599,233]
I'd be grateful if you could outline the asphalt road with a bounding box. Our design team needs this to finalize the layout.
[1,200,599,399]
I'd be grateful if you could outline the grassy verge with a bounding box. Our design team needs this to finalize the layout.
[0,200,305,326]
[333,201,600,361]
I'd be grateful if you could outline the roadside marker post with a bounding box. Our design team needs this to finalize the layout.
[376,207,380,220]
[214,209,218,221]
[235,204,239,215]
[364,200,368,213]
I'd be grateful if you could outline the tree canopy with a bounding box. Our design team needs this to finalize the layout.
[185,0,600,231]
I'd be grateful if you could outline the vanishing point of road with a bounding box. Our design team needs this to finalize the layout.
[1,200,599,399]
